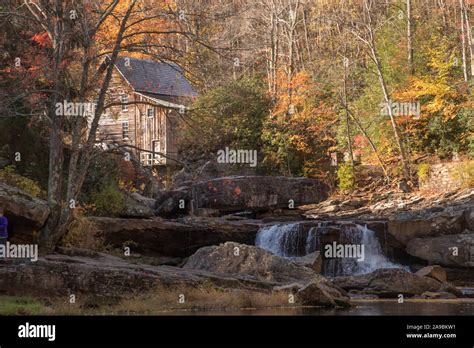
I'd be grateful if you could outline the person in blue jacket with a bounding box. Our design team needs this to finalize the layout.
[0,207,8,247]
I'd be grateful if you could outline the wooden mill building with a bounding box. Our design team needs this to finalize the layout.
[97,56,197,166]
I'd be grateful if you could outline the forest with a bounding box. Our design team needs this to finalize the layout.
[0,0,474,323]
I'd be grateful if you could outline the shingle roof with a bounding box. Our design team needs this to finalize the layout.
[113,56,197,98]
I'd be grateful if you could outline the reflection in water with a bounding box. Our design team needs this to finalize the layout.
[298,301,474,316]
[170,300,474,316]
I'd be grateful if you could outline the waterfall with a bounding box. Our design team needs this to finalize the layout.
[255,222,404,277]
[255,223,308,257]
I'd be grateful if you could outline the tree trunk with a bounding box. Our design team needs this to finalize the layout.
[39,0,137,252]
[339,101,390,183]
[407,0,414,74]
[460,0,469,82]
[364,0,411,181]
[39,8,66,252]
[343,56,355,178]
[372,45,411,181]
[461,0,473,77]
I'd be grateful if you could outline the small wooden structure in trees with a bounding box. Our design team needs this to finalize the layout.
[97,56,197,166]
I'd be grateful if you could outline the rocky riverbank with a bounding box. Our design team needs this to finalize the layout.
[1,178,473,313]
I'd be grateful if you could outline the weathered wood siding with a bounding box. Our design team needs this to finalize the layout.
[96,68,183,166]
[97,69,137,148]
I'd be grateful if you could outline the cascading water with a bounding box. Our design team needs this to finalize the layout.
[254,222,312,257]
[255,222,405,277]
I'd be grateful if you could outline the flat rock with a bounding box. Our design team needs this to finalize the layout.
[332,268,442,298]
[0,252,279,299]
[420,291,457,300]
[90,217,262,257]
[415,265,447,283]
[406,234,474,268]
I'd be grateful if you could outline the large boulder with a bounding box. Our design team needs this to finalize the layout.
[292,251,322,273]
[154,188,189,216]
[183,242,318,284]
[157,176,329,216]
[121,192,156,218]
[89,217,262,257]
[415,265,447,283]
[191,176,329,213]
[185,242,351,308]
[296,281,351,308]
[406,234,474,268]
[386,212,465,246]
[332,268,443,297]
[0,182,50,243]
